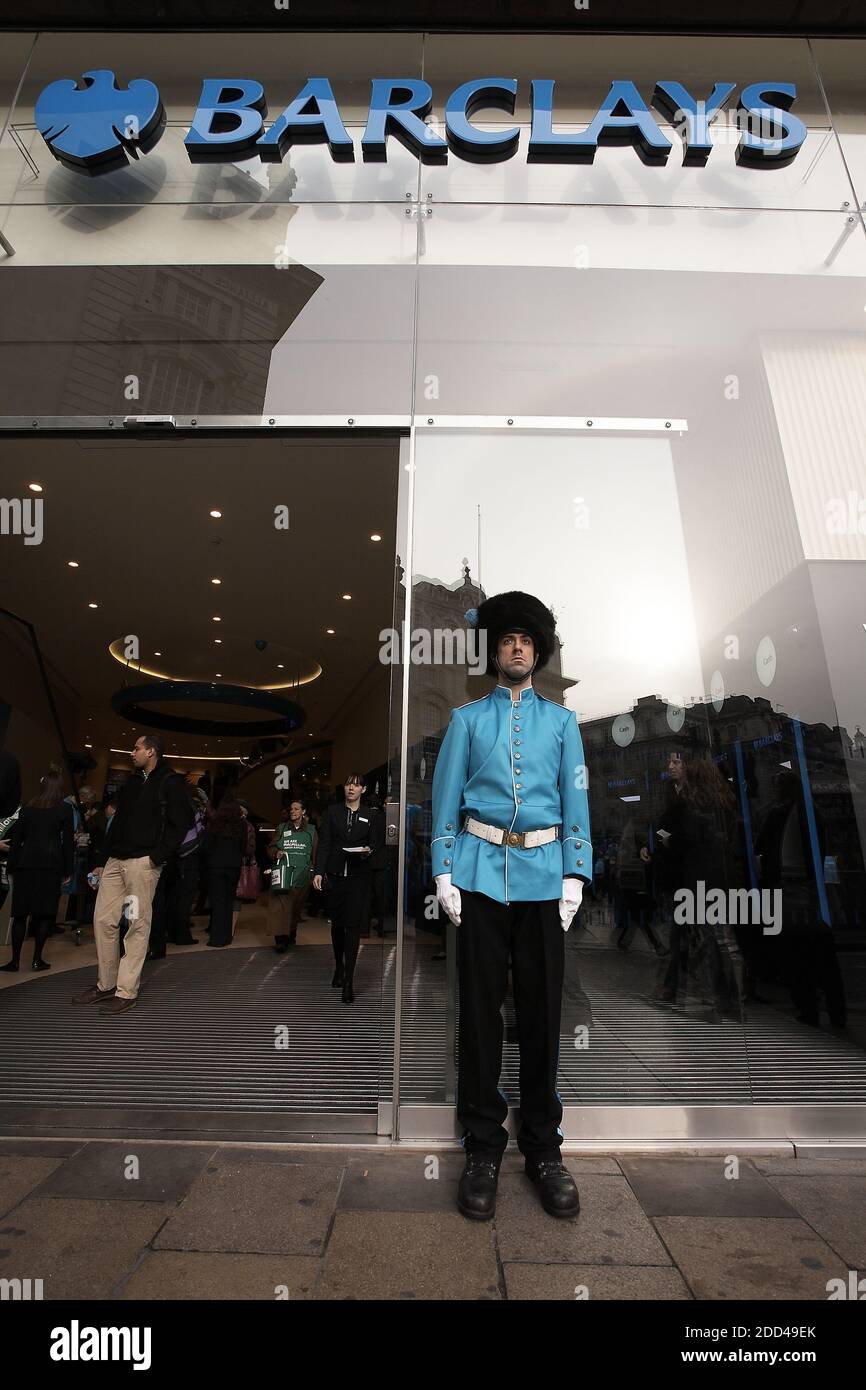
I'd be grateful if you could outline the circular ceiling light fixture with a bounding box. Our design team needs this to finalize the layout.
[111,681,305,739]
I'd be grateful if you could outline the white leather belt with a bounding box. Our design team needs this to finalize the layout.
[465,817,560,849]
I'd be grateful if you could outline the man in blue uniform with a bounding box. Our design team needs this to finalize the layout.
[432,591,592,1221]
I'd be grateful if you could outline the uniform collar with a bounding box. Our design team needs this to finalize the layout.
[493,683,536,704]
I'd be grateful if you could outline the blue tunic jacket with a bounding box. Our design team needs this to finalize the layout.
[431,683,592,904]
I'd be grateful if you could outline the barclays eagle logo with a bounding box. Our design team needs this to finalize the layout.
[35,69,165,173]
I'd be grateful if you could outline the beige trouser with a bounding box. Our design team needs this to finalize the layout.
[94,855,162,999]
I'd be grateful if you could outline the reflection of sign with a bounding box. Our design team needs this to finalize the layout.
[612,714,635,747]
[752,732,783,748]
[34,70,807,174]
[35,69,165,172]
[755,635,777,687]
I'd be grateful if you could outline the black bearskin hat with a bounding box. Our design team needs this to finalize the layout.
[473,591,557,678]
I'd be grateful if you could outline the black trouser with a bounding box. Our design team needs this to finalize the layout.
[7,914,53,966]
[330,873,371,981]
[167,853,200,942]
[208,867,240,946]
[457,888,565,1164]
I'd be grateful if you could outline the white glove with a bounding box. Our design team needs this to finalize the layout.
[435,873,462,926]
[559,878,584,932]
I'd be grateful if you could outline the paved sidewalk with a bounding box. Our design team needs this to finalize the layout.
[1,1139,864,1300]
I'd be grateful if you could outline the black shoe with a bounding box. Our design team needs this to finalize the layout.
[274,937,288,954]
[457,1155,500,1221]
[32,959,51,971]
[0,960,20,972]
[341,981,354,1004]
[331,968,344,988]
[525,1159,580,1218]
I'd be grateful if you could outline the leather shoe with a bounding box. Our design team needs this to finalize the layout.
[100,995,137,1015]
[457,1155,500,1221]
[341,981,354,1004]
[525,1159,580,1218]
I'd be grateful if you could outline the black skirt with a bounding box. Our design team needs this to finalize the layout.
[9,867,64,918]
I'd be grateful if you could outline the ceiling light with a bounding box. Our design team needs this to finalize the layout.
[214,638,222,644]
[211,578,221,585]
[88,602,98,609]
[277,663,284,669]
[216,672,222,676]
[370,533,382,541]
[342,594,352,600]
[68,560,79,568]
[326,628,335,634]
[210,509,222,518]
[212,616,221,622]
[154,651,162,656]
[28,482,42,493]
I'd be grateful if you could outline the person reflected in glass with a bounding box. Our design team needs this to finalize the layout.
[655,756,745,1019]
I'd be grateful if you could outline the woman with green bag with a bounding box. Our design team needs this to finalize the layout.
[269,799,316,952]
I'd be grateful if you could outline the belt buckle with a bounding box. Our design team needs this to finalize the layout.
[506,830,523,848]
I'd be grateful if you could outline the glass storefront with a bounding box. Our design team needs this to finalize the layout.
[1,30,865,1143]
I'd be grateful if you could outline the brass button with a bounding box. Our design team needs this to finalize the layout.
[444,858,451,866]
[515,783,522,789]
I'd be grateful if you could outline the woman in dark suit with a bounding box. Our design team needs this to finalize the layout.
[1,765,74,972]
[203,798,246,947]
[313,774,385,1003]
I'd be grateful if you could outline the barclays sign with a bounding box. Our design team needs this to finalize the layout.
[34,68,807,175]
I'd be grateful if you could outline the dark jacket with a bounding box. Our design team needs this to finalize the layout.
[203,820,247,871]
[9,802,75,877]
[316,801,385,879]
[100,760,193,867]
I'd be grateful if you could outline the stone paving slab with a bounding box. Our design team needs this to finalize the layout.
[316,1211,500,1299]
[653,1216,850,1300]
[494,1174,672,1265]
[503,1263,693,1300]
[0,1196,173,1299]
[0,1139,87,1159]
[0,1155,65,1218]
[120,1250,321,1300]
[37,1141,219,1203]
[760,1176,866,1269]
[153,1156,342,1255]
[753,1156,866,1176]
[618,1156,798,1219]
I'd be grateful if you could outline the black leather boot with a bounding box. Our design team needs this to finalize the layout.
[457,1155,500,1221]
[525,1159,580,1218]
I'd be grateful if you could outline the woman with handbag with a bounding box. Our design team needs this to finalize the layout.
[1,765,74,972]
[269,799,316,952]
[204,799,248,947]
[232,803,261,935]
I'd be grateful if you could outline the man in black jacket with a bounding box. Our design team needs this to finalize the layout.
[313,774,384,1004]
[72,734,192,1015]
